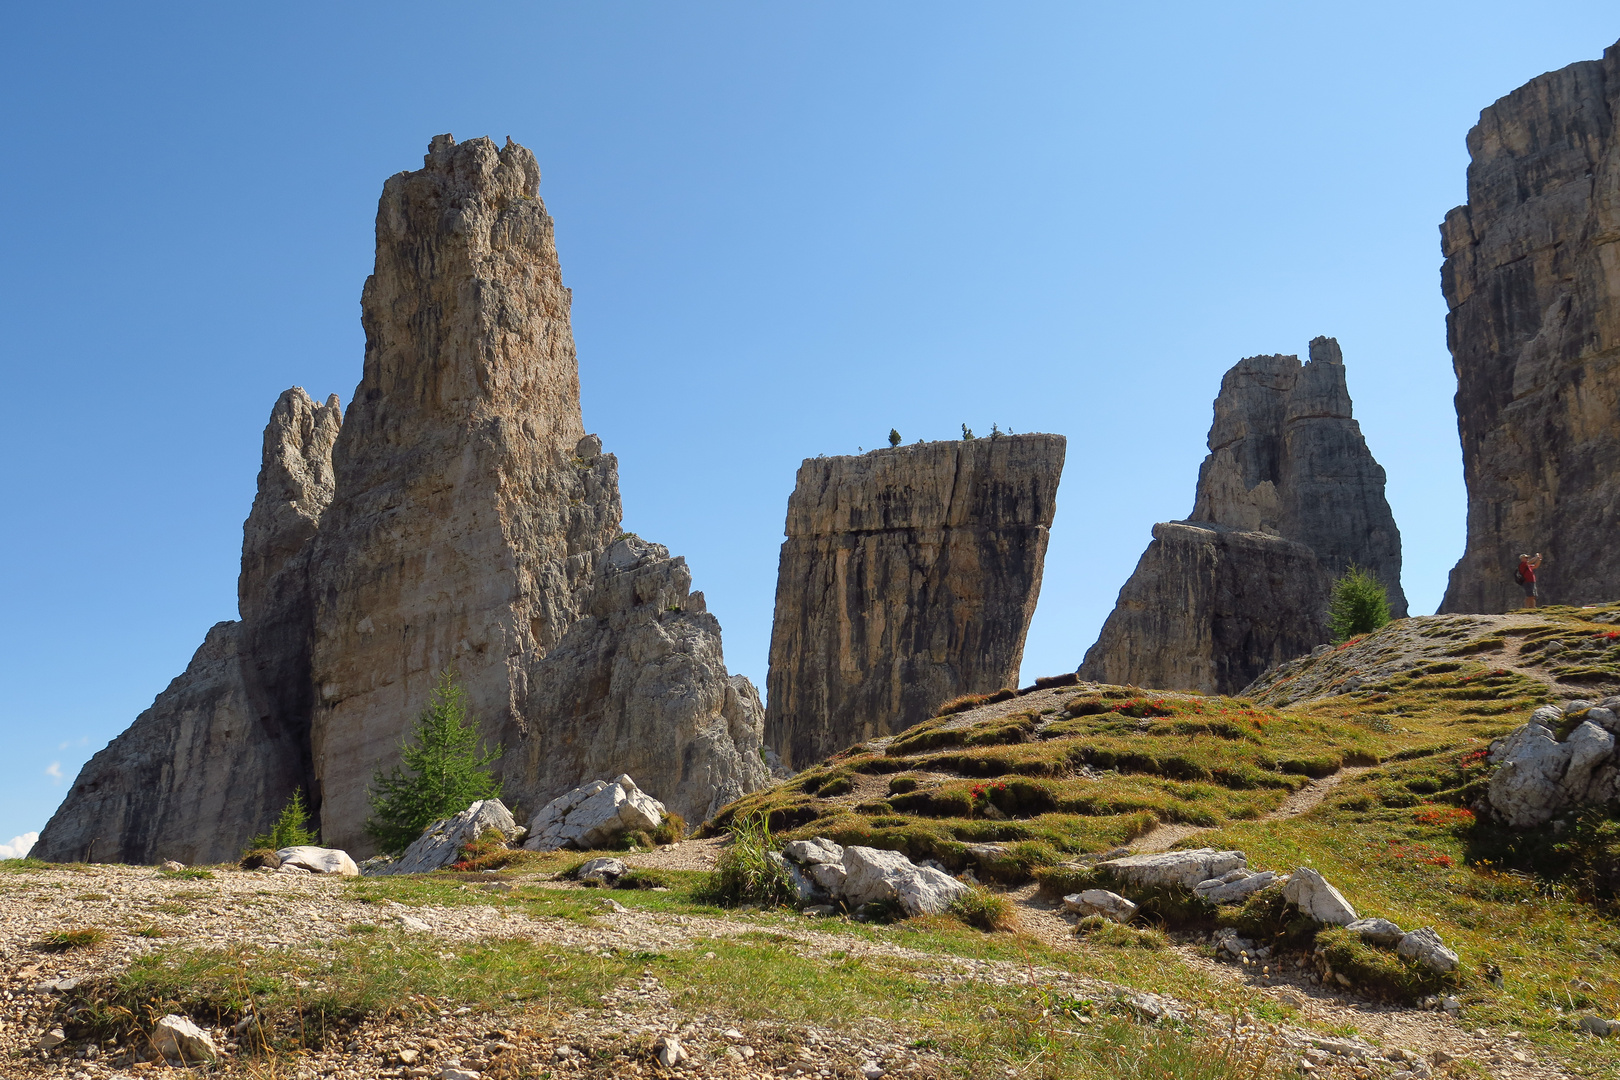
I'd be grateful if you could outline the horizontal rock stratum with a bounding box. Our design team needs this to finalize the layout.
[764,434,1065,769]
[35,135,766,864]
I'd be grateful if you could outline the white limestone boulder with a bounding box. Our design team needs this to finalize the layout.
[1096,848,1247,889]
[1282,867,1357,925]
[523,775,664,851]
[1345,917,1404,946]
[153,1015,219,1064]
[1193,869,1281,905]
[841,845,970,916]
[375,799,519,876]
[1063,889,1139,922]
[1396,927,1460,973]
[274,846,359,876]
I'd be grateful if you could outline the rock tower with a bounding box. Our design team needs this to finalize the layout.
[36,135,766,864]
[764,434,1065,769]
[1081,340,1404,694]
[1438,39,1620,613]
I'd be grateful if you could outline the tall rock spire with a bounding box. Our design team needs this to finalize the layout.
[764,435,1066,770]
[38,135,767,863]
[1439,40,1620,613]
[1082,339,1404,695]
[33,388,340,864]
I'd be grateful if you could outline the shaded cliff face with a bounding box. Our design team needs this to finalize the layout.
[1439,40,1620,614]
[1082,339,1402,694]
[1078,522,1330,693]
[35,389,340,864]
[765,434,1065,770]
[39,135,767,863]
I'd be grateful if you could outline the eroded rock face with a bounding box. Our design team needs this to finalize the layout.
[1438,40,1620,613]
[764,435,1065,769]
[35,390,341,865]
[1079,521,1332,694]
[39,135,766,863]
[1082,340,1403,694]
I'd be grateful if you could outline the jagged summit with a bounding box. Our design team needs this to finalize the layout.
[1082,338,1404,695]
[36,135,766,863]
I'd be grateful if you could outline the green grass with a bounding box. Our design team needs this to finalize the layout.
[41,927,108,951]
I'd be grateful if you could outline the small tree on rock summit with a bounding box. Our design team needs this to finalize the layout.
[888,428,901,447]
[1328,565,1392,643]
[366,668,504,854]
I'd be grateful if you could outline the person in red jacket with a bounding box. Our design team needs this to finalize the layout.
[1515,553,1543,608]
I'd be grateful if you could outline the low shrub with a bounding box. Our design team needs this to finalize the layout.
[947,886,1015,931]
[1314,926,1452,1002]
[449,828,526,872]
[238,849,280,870]
[160,868,214,881]
[41,928,107,952]
[616,869,672,891]
[1074,914,1167,949]
[694,812,795,908]
[652,812,687,846]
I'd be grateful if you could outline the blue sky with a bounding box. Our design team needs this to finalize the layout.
[3,4,1617,853]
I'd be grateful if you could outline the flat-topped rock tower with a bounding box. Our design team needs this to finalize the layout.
[764,434,1065,769]
[1082,339,1404,694]
[36,135,767,864]
[1439,39,1620,613]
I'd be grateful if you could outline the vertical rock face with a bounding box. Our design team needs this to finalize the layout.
[1078,522,1331,694]
[1439,40,1620,613]
[1081,340,1403,694]
[35,390,341,864]
[38,134,766,863]
[764,435,1065,770]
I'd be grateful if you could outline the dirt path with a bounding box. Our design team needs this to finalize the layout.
[1130,766,1372,854]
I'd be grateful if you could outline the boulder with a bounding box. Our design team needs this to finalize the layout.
[1486,716,1620,827]
[807,861,847,896]
[1578,1015,1619,1037]
[153,1015,218,1064]
[376,799,519,876]
[1282,867,1357,925]
[1193,870,1280,905]
[1396,927,1459,974]
[523,775,664,852]
[783,837,844,866]
[574,857,626,886]
[1097,849,1247,889]
[1062,889,1139,922]
[1346,918,1405,947]
[274,846,359,876]
[159,860,186,872]
[841,846,970,917]
[1212,927,1254,960]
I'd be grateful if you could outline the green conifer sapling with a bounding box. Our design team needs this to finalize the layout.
[365,668,504,854]
[1328,565,1392,643]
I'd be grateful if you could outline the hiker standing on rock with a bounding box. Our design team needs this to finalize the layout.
[1515,552,1543,608]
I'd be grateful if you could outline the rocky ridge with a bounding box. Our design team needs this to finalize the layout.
[37,135,765,864]
[764,434,1065,769]
[1082,339,1404,694]
[1439,38,1620,614]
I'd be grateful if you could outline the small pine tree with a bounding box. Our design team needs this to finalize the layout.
[888,428,901,447]
[961,423,975,441]
[1328,565,1392,643]
[365,669,504,854]
[248,788,317,852]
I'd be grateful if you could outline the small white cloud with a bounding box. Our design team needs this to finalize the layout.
[45,761,62,781]
[0,832,38,860]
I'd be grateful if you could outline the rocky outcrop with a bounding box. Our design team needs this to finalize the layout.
[1078,521,1332,694]
[34,390,341,865]
[1438,40,1620,613]
[1081,340,1403,694]
[1479,699,1620,827]
[764,435,1065,770]
[39,134,766,863]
